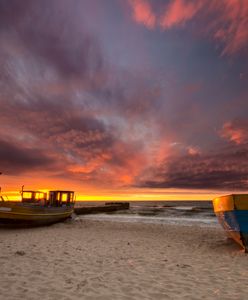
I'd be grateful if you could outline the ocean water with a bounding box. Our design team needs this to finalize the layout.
[77,201,219,227]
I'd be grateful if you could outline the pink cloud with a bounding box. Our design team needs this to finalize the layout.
[128,0,248,55]
[213,0,248,55]
[128,0,156,29]
[220,120,248,145]
[160,0,203,29]
[187,146,200,156]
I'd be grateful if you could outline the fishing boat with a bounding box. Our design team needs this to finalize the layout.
[0,190,75,226]
[213,194,248,252]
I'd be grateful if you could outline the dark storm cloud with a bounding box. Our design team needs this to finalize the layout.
[141,145,248,190]
[0,138,52,174]
[0,0,103,79]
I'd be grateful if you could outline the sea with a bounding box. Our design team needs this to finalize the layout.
[76,201,219,228]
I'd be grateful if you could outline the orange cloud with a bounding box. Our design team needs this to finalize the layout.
[128,0,156,29]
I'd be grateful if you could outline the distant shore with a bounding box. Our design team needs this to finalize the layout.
[0,219,247,299]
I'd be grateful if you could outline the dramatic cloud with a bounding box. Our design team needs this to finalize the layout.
[140,145,248,190]
[0,0,248,195]
[0,0,151,188]
[0,138,53,174]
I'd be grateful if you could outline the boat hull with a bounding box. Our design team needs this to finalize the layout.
[213,194,248,251]
[0,201,74,226]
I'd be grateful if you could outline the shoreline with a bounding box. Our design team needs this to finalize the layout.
[1,219,248,299]
[77,213,218,228]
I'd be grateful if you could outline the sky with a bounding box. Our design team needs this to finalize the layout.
[0,0,248,200]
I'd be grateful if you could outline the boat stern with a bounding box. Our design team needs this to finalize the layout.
[213,194,248,252]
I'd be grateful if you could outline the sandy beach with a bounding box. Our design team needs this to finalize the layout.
[1,219,248,300]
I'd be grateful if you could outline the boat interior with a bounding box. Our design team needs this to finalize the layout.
[21,190,75,207]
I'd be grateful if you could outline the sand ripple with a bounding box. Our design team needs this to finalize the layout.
[0,220,247,299]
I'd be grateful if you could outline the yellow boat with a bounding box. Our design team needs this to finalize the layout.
[213,194,248,252]
[0,190,75,226]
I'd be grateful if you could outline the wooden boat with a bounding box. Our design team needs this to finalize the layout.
[0,190,75,226]
[213,194,248,252]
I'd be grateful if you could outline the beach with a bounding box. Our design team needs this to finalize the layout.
[1,218,248,300]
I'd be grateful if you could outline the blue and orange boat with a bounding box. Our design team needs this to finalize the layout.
[213,194,248,252]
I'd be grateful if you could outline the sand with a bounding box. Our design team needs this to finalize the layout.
[0,218,248,300]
